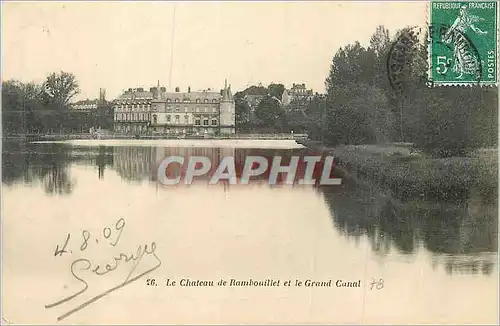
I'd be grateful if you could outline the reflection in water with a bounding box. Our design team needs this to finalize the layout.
[321,178,497,276]
[2,140,114,194]
[2,141,497,276]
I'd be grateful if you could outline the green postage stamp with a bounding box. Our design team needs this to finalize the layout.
[429,1,497,86]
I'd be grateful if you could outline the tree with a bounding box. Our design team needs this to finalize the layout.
[41,71,80,132]
[268,83,285,100]
[42,71,80,110]
[369,25,391,57]
[2,71,84,135]
[243,85,268,96]
[234,91,251,128]
[254,95,284,130]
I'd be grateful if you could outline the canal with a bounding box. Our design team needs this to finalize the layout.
[2,139,497,324]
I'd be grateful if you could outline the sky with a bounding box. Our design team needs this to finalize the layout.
[2,1,427,101]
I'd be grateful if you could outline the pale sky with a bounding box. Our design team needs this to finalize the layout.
[2,1,427,101]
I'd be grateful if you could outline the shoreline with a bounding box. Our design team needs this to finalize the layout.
[297,140,498,203]
[4,133,308,142]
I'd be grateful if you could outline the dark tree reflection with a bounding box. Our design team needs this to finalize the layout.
[3,140,75,195]
[320,176,498,275]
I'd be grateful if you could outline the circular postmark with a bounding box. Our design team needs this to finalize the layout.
[429,22,483,85]
[386,26,422,93]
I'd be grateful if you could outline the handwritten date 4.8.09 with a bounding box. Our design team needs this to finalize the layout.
[46,217,162,322]
[53,218,126,256]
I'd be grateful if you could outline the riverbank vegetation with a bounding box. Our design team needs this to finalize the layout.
[239,25,497,157]
[314,142,497,203]
[2,71,113,135]
[283,24,498,203]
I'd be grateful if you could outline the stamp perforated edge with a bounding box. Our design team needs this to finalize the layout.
[426,0,499,88]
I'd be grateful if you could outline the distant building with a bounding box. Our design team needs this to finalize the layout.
[70,88,107,113]
[70,99,99,112]
[113,80,235,135]
[281,83,314,106]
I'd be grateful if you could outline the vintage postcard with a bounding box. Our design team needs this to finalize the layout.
[1,1,498,325]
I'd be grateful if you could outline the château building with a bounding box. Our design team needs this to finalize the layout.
[113,80,235,135]
[281,83,314,106]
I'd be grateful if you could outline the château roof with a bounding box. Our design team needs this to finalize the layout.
[114,80,234,104]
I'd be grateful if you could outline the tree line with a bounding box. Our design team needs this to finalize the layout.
[235,25,497,157]
[2,71,113,135]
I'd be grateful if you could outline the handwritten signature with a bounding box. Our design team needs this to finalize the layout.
[45,218,162,322]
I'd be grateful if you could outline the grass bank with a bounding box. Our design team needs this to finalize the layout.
[300,140,498,203]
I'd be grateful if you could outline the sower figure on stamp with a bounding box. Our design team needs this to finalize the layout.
[442,5,487,79]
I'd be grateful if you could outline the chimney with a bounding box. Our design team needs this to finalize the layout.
[175,87,180,92]
[99,88,106,102]
[188,86,191,93]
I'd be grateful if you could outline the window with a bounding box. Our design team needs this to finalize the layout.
[195,119,200,126]
[153,114,157,124]
[211,119,217,126]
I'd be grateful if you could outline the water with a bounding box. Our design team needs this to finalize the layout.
[2,140,498,324]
